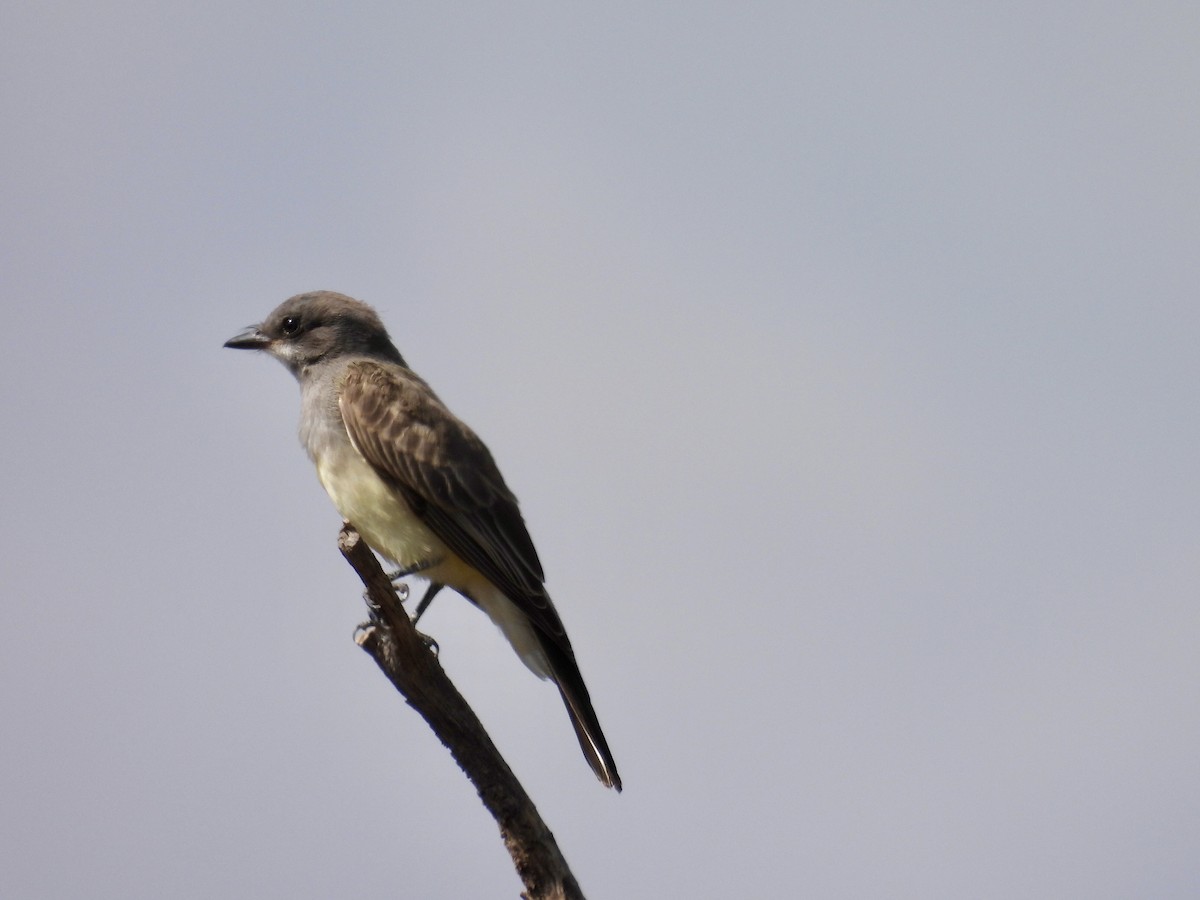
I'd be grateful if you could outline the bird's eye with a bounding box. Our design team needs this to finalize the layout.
[281,316,301,336]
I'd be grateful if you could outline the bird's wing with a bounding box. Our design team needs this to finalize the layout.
[337,360,566,644]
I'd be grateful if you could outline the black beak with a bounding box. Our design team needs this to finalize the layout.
[224,325,270,350]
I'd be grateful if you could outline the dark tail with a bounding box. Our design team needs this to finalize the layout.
[542,638,622,791]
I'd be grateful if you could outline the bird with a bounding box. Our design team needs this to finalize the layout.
[224,290,621,790]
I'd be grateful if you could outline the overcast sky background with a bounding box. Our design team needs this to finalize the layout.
[3,4,1198,898]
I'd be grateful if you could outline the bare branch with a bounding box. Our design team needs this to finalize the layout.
[338,524,585,900]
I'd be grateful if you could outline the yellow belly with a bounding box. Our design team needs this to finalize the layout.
[316,443,444,569]
[314,441,550,679]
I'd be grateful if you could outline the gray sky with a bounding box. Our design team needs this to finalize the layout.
[3,3,1199,897]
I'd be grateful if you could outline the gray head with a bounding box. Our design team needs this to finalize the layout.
[224,291,406,377]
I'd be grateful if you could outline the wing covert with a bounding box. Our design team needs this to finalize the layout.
[338,361,564,640]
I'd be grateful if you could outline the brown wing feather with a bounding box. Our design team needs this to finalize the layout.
[337,360,567,644]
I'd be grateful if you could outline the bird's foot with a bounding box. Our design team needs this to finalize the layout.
[362,580,408,608]
[418,631,440,656]
[353,621,438,657]
[353,622,377,647]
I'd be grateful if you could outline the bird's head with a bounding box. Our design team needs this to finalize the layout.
[224,291,405,376]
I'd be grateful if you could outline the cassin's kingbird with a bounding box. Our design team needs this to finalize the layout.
[225,291,621,790]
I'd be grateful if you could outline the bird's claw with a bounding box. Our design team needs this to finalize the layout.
[362,580,409,609]
[417,631,440,656]
[354,621,438,657]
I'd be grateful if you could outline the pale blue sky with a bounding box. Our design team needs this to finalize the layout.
[3,4,1198,897]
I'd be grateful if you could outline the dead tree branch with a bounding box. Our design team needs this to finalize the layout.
[338,524,585,900]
